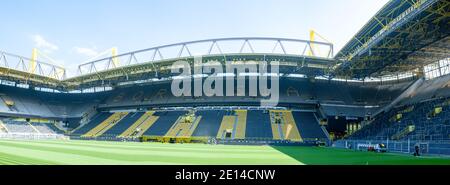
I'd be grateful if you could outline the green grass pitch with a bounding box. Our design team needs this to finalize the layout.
[0,139,449,165]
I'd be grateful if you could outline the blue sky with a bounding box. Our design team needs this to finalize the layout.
[0,0,388,76]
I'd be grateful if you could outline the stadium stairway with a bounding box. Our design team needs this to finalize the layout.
[143,111,187,136]
[165,113,202,138]
[100,112,145,137]
[269,110,303,142]
[72,112,112,135]
[216,110,247,139]
[217,115,236,139]
[270,111,283,140]
[0,120,8,133]
[119,111,159,138]
[191,110,226,137]
[30,122,60,134]
[234,110,247,139]
[2,120,37,133]
[27,122,40,133]
[47,123,65,134]
[82,112,128,137]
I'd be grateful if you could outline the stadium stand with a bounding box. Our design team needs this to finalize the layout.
[270,110,302,141]
[191,110,227,137]
[2,120,37,133]
[101,112,144,137]
[0,85,101,118]
[164,110,202,138]
[30,122,58,134]
[82,112,128,137]
[0,68,446,148]
[0,119,66,140]
[68,106,330,145]
[119,111,159,137]
[292,112,327,140]
[245,110,272,139]
[96,78,413,109]
[143,111,187,136]
[217,113,238,140]
[0,0,447,148]
[0,0,448,159]
[71,112,112,135]
[348,97,450,141]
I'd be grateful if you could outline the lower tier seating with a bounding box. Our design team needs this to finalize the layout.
[348,97,450,141]
[71,109,328,143]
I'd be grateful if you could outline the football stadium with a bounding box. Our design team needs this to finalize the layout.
[0,0,450,167]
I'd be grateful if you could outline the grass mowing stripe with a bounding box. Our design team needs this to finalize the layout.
[49,139,277,151]
[0,152,55,165]
[59,139,276,152]
[0,153,40,165]
[0,144,128,165]
[24,139,277,154]
[0,155,21,165]
[14,139,285,157]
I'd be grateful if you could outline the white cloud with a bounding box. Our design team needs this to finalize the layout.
[32,34,59,52]
[73,47,99,58]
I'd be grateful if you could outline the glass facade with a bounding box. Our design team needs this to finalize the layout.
[424,58,450,80]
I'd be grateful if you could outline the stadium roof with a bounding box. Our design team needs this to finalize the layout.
[334,0,449,78]
[0,0,448,90]
[1,38,337,90]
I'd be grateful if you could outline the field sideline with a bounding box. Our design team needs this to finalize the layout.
[0,139,449,165]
